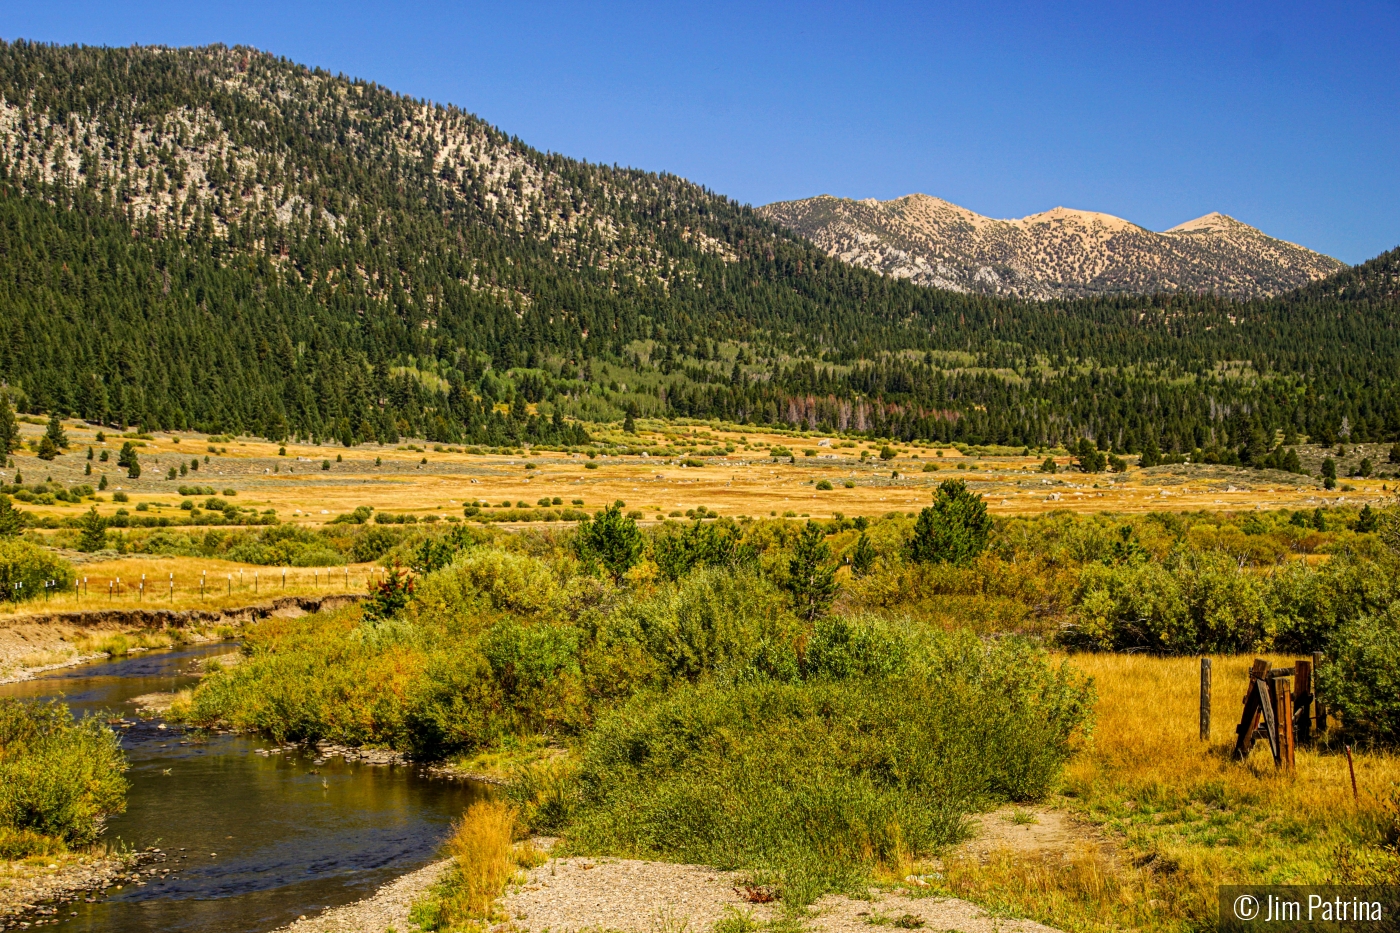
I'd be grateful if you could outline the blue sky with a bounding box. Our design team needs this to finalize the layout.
[4,1,1397,263]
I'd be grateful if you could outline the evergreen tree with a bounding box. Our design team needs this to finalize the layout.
[1075,438,1106,473]
[37,435,58,461]
[575,503,643,581]
[0,494,20,537]
[1039,456,1058,474]
[1356,504,1378,533]
[1390,443,1400,465]
[786,521,837,621]
[1321,457,1337,490]
[908,479,991,566]
[77,506,107,552]
[117,442,141,479]
[0,395,16,457]
[1139,436,1162,468]
[849,531,877,578]
[44,414,68,451]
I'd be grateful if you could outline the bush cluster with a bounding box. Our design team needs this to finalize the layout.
[0,538,74,601]
[0,700,127,854]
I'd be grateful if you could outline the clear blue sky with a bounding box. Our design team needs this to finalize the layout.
[4,1,1397,263]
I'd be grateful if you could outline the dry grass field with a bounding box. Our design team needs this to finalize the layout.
[7,418,1393,529]
[5,416,1393,628]
[942,653,1400,933]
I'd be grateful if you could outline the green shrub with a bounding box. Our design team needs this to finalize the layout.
[187,609,428,749]
[651,518,749,581]
[350,525,401,562]
[566,632,1092,904]
[483,618,583,732]
[413,548,563,625]
[588,568,800,697]
[804,613,907,680]
[0,539,74,602]
[0,700,127,847]
[1317,605,1400,742]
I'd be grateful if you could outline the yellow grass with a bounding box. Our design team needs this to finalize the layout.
[414,799,541,931]
[0,555,381,622]
[941,653,1400,933]
[9,420,1391,533]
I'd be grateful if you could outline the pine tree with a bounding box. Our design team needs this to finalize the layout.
[0,495,20,537]
[37,435,58,461]
[77,506,107,552]
[849,531,877,578]
[118,442,141,479]
[575,502,643,581]
[1321,457,1337,490]
[1075,438,1105,473]
[0,396,17,457]
[1039,456,1058,474]
[909,479,992,566]
[786,521,837,621]
[1139,436,1162,468]
[44,413,68,451]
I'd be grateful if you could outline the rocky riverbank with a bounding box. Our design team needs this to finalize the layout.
[0,849,177,929]
[270,852,1068,933]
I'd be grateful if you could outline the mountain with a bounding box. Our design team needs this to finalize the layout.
[0,40,1395,457]
[757,193,1345,300]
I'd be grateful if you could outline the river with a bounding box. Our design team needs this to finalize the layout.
[0,643,484,933]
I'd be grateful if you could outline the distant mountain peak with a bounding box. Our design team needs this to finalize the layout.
[759,194,1344,300]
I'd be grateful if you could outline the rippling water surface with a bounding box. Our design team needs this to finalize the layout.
[0,643,482,933]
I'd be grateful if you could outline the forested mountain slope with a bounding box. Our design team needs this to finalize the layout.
[758,193,1345,300]
[0,40,1396,457]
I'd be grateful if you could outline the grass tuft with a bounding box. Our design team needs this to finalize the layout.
[411,799,536,931]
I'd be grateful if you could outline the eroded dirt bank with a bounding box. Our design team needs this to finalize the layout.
[0,594,363,683]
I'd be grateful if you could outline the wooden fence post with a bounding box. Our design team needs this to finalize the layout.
[1233,658,1271,761]
[1200,658,1211,741]
[1277,677,1295,770]
[1294,658,1313,746]
[1312,651,1327,733]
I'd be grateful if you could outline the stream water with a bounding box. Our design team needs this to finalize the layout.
[0,643,485,933]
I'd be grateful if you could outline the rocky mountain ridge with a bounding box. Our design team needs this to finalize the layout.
[758,193,1345,300]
